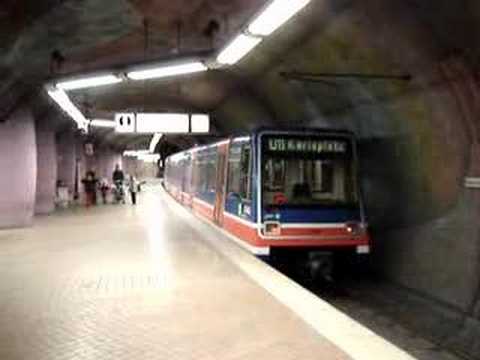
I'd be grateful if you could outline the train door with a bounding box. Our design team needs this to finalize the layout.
[213,144,228,226]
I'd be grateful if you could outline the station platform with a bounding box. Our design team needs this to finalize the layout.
[0,183,414,360]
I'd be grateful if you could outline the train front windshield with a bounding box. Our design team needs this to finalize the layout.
[261,134,358,208]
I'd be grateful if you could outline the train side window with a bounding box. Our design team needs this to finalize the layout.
[191,157,197,193]
[227,141,251,201]
[240,144,251,200]
[194,151,208,194]
[206,148,217,192]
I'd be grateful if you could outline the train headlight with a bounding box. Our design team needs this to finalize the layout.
[264,221,281,236]
[346,222,365,236]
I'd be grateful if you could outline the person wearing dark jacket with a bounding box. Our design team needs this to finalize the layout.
[82,170,98,207]
[112,164,124,183]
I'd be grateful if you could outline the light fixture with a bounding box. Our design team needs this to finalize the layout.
[136,113,190,133]
[149,133,163,153]
[123,150,150,157]
[191,114,210,133]
[217,33,262,65]
[47,89,88,129]
[90,119,116,128]
[127,61,208,81]
[56,74,122,91]
[248,0,311,36]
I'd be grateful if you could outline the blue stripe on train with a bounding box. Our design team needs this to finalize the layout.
[262,207,361,223]
[224,195,255,222]
[196,191,216,205]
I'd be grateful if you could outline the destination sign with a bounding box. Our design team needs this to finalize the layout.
[266,138,347,154]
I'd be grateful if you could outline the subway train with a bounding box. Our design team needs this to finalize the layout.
[164,128,370,277]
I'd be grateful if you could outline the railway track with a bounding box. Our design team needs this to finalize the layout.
[275,265,469,360]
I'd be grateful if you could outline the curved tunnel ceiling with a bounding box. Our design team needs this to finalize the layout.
[1,0,479,151]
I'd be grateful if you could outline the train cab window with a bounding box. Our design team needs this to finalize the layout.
[263,158,356,206]
[264,158,285,191]
[262,136,358,207]
[227,140,251,201]
[312,161,334,193]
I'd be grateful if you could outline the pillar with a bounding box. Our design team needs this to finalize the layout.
[56,129,77,196]
[0,109,37,228]
[35,122,57,215]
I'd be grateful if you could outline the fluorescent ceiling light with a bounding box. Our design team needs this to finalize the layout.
[248,0,311,36]
[149,133,163,153]
[191,114,210,133]
[217,33,262,65]
[47,89,88,129]
[56,74,122,91]
[127,62,208,81]
[90,119,116,128]
[123,150,150,157]
[136,113,189,134]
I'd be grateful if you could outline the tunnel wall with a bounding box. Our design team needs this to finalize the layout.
[35,123,57,215]
[212,3,480,356]
[309,7,480,356]
[0,109,37,228]
[356,72,480,312]
[356,66,480,359]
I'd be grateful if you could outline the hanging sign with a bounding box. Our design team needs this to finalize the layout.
[465,177,480,189]
[84,142,94,156]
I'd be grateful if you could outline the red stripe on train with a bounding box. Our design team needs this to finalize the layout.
[261,236,370,247]
[192,198,214,221]
[223,215,263,247]
[280,227,349,237]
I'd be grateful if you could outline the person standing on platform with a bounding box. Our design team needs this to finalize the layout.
[81,170,98,207]
[99,178,110,204]
[112,164,126,204]
[128,174,138,205]
[112,164,124,183]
